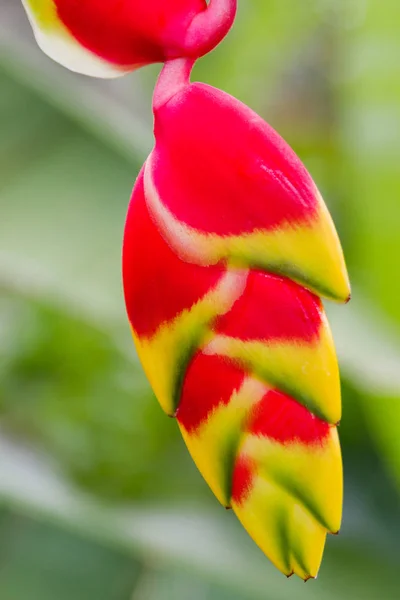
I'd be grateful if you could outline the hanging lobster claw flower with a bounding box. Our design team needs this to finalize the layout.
[123,60,350,580]
[21,0,236,77]
[22,0,349,578]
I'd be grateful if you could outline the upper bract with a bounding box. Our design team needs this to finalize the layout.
[22,0,207,76]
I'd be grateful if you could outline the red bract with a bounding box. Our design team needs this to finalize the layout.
[23,0,237,76]
[55,0,206,66]
[148,60,350,304]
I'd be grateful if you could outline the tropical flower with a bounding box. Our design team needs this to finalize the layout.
[23,0,350,580]
[123,59,350,580]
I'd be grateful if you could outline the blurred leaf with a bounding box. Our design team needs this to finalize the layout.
[0,68,134,323]
[0,295,181,500]
[0,507,141,600]
[339,0,400,330]
[361,391,400,495]
[0,1,153,161]
[130,568,255,600]
[336,0,400,490]
[329,298,400,397]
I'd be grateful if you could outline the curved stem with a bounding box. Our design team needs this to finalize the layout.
[153,0,236,112]
[184,0,237,57]
[153,58,195,113]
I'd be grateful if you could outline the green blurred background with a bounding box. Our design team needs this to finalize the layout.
[1,0,399,598]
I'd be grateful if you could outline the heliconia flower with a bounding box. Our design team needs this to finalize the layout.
[23,0,350,579]
[123,59,350,580]
[21,0,236,77]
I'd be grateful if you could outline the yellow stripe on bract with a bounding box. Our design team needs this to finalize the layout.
[290,503,327,580]
[179,377,267,507]
[22,0,128,78]
[203,318,341,424]
[241,428,342,534]
[232,474,327,579]
[24,0,58,28]
[132,268,248,416]
[145,158,350,303]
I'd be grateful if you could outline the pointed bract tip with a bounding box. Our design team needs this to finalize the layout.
[286,571,294,579]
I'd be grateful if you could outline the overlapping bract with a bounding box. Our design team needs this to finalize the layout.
[123,64,350,580]
[22,0,236,77]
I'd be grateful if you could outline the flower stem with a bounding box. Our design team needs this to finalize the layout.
[184,0,237,57]
[152,58,195,113]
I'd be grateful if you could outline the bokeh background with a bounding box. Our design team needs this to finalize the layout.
[1,1,399,598]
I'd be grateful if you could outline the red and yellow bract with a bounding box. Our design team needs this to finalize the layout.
[123,59,350,580]
[22,0,236,76]
[22,0,350,580]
